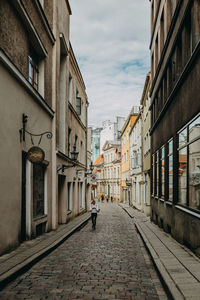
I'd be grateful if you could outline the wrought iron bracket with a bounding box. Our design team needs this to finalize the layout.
[19,113,52,145]
[57,164,76,173]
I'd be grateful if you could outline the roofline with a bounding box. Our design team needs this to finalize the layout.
[121,113,138,136]
[140,72,151,105]
[65,0,72,15]
[129,111,142,136]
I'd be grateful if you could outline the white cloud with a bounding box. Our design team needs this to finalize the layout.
[69,0,150,127]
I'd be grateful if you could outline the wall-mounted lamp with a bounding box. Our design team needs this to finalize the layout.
[57,143,79,172]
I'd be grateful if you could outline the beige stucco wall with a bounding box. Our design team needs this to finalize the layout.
[0,64,53,254]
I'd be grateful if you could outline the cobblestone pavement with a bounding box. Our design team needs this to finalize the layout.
[0,203,168,300]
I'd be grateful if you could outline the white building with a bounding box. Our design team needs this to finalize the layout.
[130,113,143,210]
[100,117,125,154]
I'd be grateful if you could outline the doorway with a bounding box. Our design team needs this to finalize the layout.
[21,151,26,242]
[58,175,65,224]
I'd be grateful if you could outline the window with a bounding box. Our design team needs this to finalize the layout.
[28,51,39,90]
[76,91,81,115]
[191,0,200,51]
[178,114,200,210]
[178,145,188,205]
[156,151,159,197]
[161,146,165,198]
[152,154,155,195]
[67,182,72,211]
[80,182,83,208]
[160,11,164,54]
[33,164,46,218]
[168,139,173,201]
[80,141,83,163]
[68,128,71,157]
[68,73,73,104]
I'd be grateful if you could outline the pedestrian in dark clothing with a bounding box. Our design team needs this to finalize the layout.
[90,200,100,229]
[111,196,113,202]
[101,194,104,203]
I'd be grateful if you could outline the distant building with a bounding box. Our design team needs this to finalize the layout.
[100,117,125,154]
[141,72,151,216]
[150,0,200,255]
[91,127,103,163]
[102,141,121,201]
[130,112,143,210]
[121,106,140,203]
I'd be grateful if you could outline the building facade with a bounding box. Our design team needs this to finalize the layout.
[130,113,143,210]
[121,107,139,203]
[91,127,102,164]
[56,43,88,223]
[102,141,121,201]
[141,72,151,216]
[150,0,200,255]
[0,0,58,255]
[0,0,90,256]
[100,117,125,154]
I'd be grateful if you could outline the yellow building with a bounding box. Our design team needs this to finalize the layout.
[121,107,140,203]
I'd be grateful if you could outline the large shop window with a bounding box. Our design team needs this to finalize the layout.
[33,164,46,218]
[156,151,159,197]
[178,114,200,210]
[161,146,165,198]
[168,139,173,201]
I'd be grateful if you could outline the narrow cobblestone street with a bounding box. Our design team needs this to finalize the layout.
[0,203,168,300]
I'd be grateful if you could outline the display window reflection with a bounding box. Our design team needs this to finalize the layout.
[178,147,187,205]
[168,139,173,201]
[189,140,200,210]
[161,146,165,198]
[178,113,200,210]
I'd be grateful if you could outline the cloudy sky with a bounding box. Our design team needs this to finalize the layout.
[69,0,150,127]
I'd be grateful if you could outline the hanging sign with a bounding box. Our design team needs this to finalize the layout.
[27,146,45,164]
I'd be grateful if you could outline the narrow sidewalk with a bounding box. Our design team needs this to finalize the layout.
[0,212,91,290]
[119,203,200,300]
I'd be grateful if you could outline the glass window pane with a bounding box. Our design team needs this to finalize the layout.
[189,115,200,142]
[189,139,200,210]
[179,128,187,148]
[169,155,173,201]
[161,147,165,198]
[156,151,159,196]
[152,154,155,195]
[169,139,173,155]
[178,147,187,205]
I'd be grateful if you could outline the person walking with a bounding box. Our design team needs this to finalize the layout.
[90,200,100,229]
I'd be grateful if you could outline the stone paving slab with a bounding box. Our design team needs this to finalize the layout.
[119,203,200,300]
[0,211,91,289]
